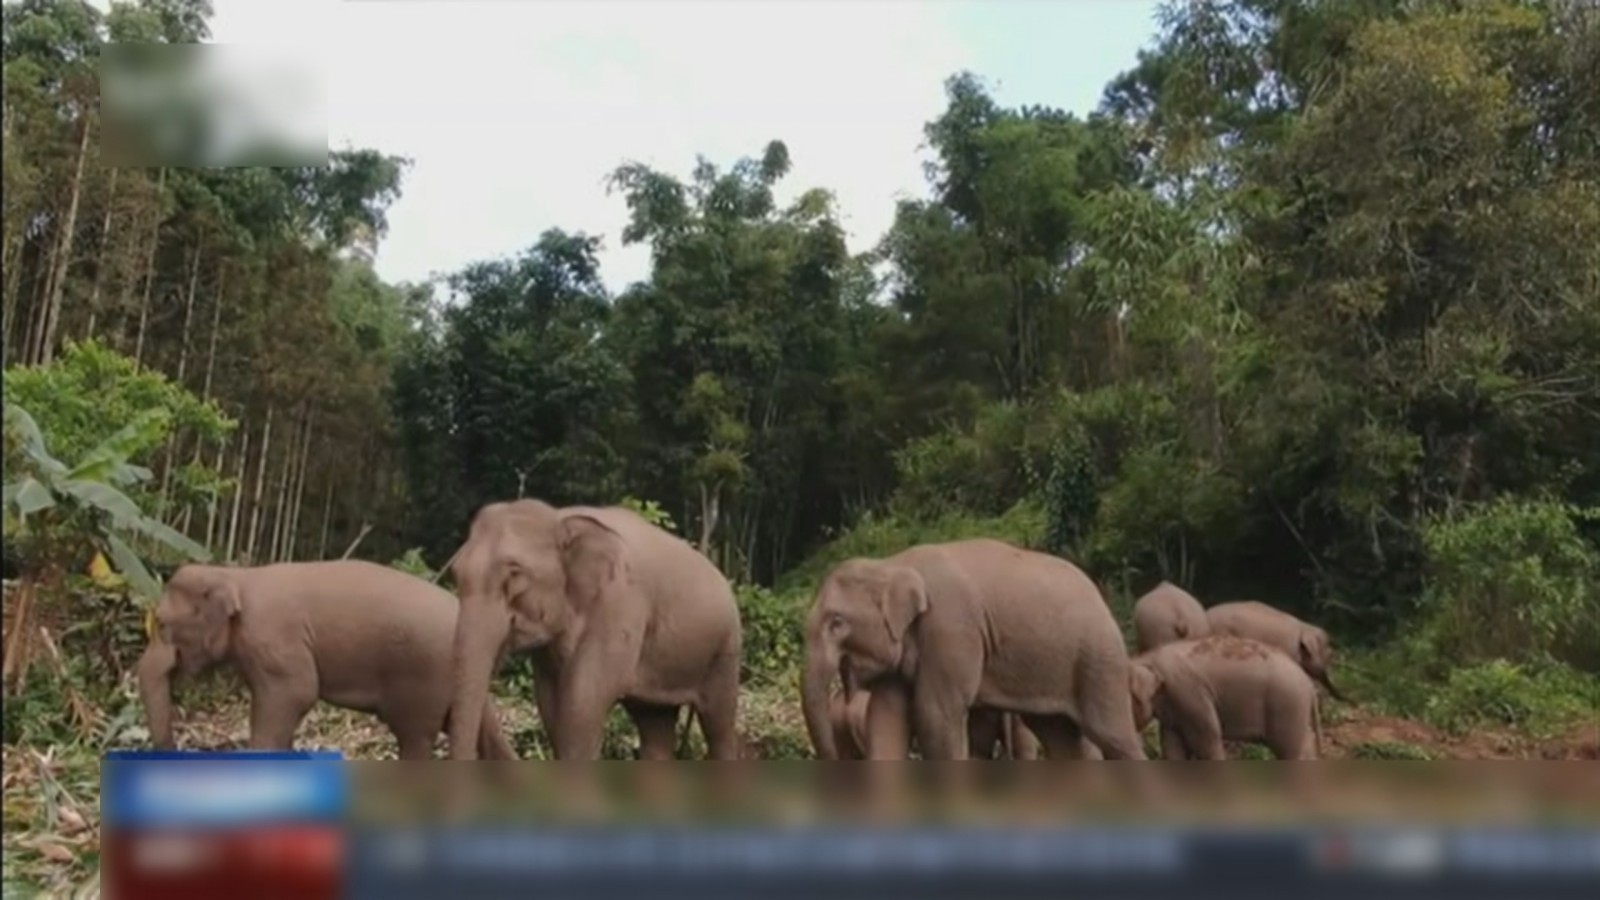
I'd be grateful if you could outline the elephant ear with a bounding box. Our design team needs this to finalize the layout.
[876,566,929,645]
[194,578,242,662]
[559,514,627,609]
[1129,662,1161,727]
[1297,626,1329,670]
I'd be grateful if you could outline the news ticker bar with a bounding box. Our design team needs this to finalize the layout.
[348,825,1600,877]
[338,827,1600,900]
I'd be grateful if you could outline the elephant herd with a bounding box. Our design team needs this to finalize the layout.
[136,499,1346,761]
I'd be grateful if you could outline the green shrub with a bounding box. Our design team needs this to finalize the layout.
[1423,659,1599,738]
[776,499,1046,594]
[1421,498,1600,670]
[1042,424,1098,558]
[619,495,677,533]
[735,582,805,686]
[889,402,1029,521]
[4,340,232,515]
[389,547,436,580]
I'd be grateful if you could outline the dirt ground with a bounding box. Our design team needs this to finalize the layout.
[1322,715,1598,760]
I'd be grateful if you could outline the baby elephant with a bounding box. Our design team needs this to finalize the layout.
[1205,600,1347,701]
[1131,581,1210,653]
[136,560,517,760]
[826,688,1045,759]
[1129,636,1324,760]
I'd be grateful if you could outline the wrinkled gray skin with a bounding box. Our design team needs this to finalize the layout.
[136,561,516,759]
[1130,636,1324,759]
[1204,601,1348,702]
[447,499,743,760]
[1132,582,1211,653]
[802,539,1147,760]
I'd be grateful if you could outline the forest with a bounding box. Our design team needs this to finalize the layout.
[3,0,1599,891]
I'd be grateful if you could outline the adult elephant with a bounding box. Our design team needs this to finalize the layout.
[1131,581,1210,653]
[445,499,743,760]
[137,560,516,759]
[1205,601,1349,702]
[802,539,1147,760]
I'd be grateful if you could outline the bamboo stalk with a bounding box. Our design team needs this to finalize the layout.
[243,405,274,564]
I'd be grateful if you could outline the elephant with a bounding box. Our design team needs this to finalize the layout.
[445,499,743,760]
[1129,635,1325,759]
[136,560,516,759]
[1204,600,1348,701]
[801,538,1148,760]
[1131,581,1210,653]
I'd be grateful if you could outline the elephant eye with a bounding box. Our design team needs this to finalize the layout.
[826,614,847,634]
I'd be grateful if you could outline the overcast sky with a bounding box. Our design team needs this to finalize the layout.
[203,0,1162,294]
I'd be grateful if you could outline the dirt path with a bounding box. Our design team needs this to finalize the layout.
[1324,713,1598,760]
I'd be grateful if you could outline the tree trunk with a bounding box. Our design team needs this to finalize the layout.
[1,232,26,355]
[84,166,120,340]
[286,419,315,561]
[269,409,303,563]
[243,405,274,565]
[132,169,166,366]
[200,266,227,399]
[155,244,205,515]
[174,244,203,384]
[201,427,230,548]
[182,266,228,539]
[317,477,335,560]
[224,417,251,561]
[34,116,93,366]
[697,483,721,559]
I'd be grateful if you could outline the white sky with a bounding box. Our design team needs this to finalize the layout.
[193,0,1156,294]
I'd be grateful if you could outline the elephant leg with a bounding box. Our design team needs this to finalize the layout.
[246,679,317,750]
[1159,723,1189,760]
[624,700,680,760]
[477,701,518,761]
[1010,717,1045,760]
[1022,715,1079,759]
[553,657,625,760]
[1078,712,1148,760]
[394,724,438,761]
[966,708,1004,759]
[1075,664,1150,761]
[864,681,912,759]
[692,647,743,761]
[1179,713,1227,760]
[911,689,970,760]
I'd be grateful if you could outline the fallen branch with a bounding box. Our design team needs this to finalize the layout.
[340,522,373,560]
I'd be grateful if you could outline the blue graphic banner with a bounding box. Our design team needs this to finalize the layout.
[101,750,348,827]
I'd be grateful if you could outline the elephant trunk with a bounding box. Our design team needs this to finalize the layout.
[1318,670,1350,703]
[449,596,511,760]
[136,638,177,749]
[802,638,842,760]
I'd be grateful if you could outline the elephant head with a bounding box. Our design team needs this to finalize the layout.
[154,565,242,677]
[801,559,928,759]
[1128,660,1162,732]
[446,499,625,759]
[1297,625,1348,701]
